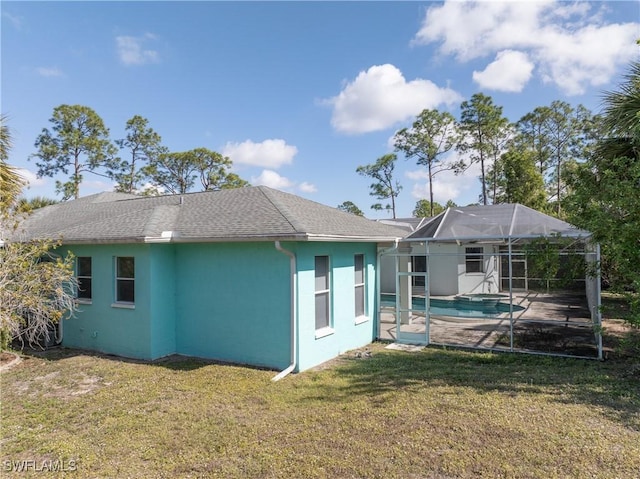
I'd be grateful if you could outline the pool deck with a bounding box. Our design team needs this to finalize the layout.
[378,291,599,357]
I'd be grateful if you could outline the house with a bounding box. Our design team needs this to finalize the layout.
[14,186,406,375]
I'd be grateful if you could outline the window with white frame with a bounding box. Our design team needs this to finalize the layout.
[314,256,330,330]
[465,247,484,273]
[76,257,92,300]
[115,257,135,303]
[354,254,365,318]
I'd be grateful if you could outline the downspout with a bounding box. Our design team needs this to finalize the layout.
[54,317,63,346]
[272,241,297,381]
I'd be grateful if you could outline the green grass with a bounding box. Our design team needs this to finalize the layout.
[2,339,639,479]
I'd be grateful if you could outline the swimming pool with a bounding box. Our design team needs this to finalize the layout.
[380,294,525,318]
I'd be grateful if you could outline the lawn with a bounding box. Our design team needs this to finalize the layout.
[1,324,639,478]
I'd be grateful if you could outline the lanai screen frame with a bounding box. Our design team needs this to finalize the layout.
[387,230,603,360]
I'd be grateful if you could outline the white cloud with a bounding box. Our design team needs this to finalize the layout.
[79,179,116,194]
[16,168,47,188]
[2,11,23,30]
[413,1,551,61]
[116,33,160,66]
[537,23,640,95]
[36,67,64,78]
[325,64,462,134]
[298,182,317,193]
[251,170,294,190]
[472,50,534,92]
[222,139,297,169]
[414,1,639,95]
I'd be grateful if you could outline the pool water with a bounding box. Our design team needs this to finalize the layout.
[380,294,525,318]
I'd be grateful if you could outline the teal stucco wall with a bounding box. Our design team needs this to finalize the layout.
[174,242,292,370]
[61,240,380,372]
[149,244,177,358]
[62,244,155,359]
[291,242,378,372]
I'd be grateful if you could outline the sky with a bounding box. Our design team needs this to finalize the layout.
[2,0,639,219]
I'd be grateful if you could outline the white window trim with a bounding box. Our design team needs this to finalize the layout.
[76,256,92,301]
[314,255,331,331]
[115,256,135,305]
[465,247,485,274]
[315,326,335,339]
[354,254,366,321]
[111,302,135,310]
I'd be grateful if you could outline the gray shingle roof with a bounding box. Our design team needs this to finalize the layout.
[12,187,407,244]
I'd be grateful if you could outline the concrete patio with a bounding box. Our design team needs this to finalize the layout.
[378,291,600,358]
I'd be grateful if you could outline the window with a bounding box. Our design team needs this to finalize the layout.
[354,254,365,318]
[115,257,135,303]
[465,247,484,273]
[412,255,426,287]
[314,256,330,330]
[76,257,92,300]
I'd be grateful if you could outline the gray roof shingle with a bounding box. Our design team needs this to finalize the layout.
[12,187,407,244]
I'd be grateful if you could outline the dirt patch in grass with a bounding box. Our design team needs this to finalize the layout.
[0,351,22,372]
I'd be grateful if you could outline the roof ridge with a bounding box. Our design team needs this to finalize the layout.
[257,186,305,233]
[143,204,181,236]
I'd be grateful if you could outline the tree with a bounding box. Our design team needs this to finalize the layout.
[457,93,510,206]
[394,109,460,216]
[413,199,444,217]
[565,60,640,325]
[142,150,199,195]
[142,148,249,195]
[517,107,553,176]
[1,117,78,350]
[111,115,164,193]
[217,173,250,190]
[543,101,581,216]
[356,154,402,218]
[490,148,547,210]
[15,196,59,214]
[0,241,78,350]
[190,148,249,191]
[1,114,25,214]
[337,201,365,216]
[30,105,118,200]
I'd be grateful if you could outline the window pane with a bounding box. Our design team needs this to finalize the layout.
[465,247,484,273]
[117,279,135,303]
[466,261,483,273]
[355,285,365,317]
[117,257,135,279]
[77,257,91,276]
[77,278,92,299]
[315,292,329,329]
[354,254,364,284]
[315,256,328,291]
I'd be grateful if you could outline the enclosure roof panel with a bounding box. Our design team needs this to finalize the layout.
[406,204,591,241]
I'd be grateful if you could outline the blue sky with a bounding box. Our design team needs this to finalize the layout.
[2,1,639,218]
